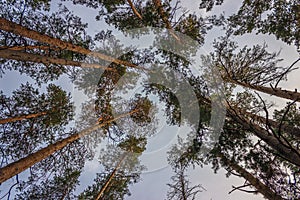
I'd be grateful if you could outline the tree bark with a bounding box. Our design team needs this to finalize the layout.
[0,110,138,184]
[227,108,300,167]
[179,170,187,200]
[1,45,60,51]
[0,49,115,71]
[127,0,143,20]
[152,0,181,42]
[217,152,284,200]
[241,108,300,140]
[0,112,47,124]
[95,153,127,200]
[227,78,300,103]
[0,18,146,71]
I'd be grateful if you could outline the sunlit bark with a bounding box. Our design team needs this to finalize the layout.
[152,0,181,42]
[0,110,138,184]
[226,78,300,103]
[0,18,146,71]
[127,0,143,20]
[0,112,47,124]
[95,153,127,200]
[0,49,115,71]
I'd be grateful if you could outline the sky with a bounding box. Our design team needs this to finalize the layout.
[0,0,299,199]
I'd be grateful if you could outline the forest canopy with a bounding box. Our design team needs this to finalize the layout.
[0,0,299,199]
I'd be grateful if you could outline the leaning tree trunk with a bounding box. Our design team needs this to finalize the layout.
[95,153,127,200]
[0,18,146,71]
[217,152,284,200]
[240,107,300,140]
[0,49,115,71]
[0,111,47,124]
[127,0,143,20]
[0,110,138,184]
[192,96,300,140]
[152,0,181,42]
[227,108,300,167]
[226,78,300,103]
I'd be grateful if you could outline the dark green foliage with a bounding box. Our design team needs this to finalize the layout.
[229,0,300,48]
[0,83,74,162]
[0,1,92,84]
[129,94,152,125]
[66,0,214,45]
[274,102,300,128]
[207,33,285,85]
[79,136,146,200]
[144,83,181,125]
[16,168,81,200]
[78,171,137,200]
[199,0,225,11]
[118,135,147,154]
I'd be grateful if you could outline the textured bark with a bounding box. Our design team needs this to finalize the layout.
[127,0,143,19]
[152,0,181,42]
[0,112,47,124]
[0,18,146,70]
[193,96,300,140]
[227,108,300,167]
[95,153,127,200]
[0,49,115,71]
[227,79,300,103]
[1,45,60,51]
[217,152,284,200]
[0,110,138,184]
[241,109,300,140]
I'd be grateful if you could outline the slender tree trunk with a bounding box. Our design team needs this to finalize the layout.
[0,49,115,71]
[0,112,47,124]
[1,45,60,51]
[200,96,300,166]
[217,152,284,200]
[193,96,300,140]
[240,108,300,140]
[127,0,143,20]
[0,110,138,184]
[152,0,181,42]
[179,170,187,200]
[95,153,127,200]
[227,108,300,167]
[227,78,300,103]
[0,18,146,71]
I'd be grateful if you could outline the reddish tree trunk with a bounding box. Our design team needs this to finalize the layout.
[0,112,47,124]
[0,110,138,184]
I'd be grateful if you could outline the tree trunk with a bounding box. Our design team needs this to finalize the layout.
[0,49,115,71]
[127,0,143,20]
[217,152,284,200]
[0,110,138,184]
[201,96,300,166]
[1,45,60,51]
[193,96,300,140]
[227,79,300,103]
[152,0,181,42]
[241,108,300,140]
[0,18,146,71]
[227,108,300,167]
[95,153,127,200]
[179,170,187,200]
[0,112,47,124]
